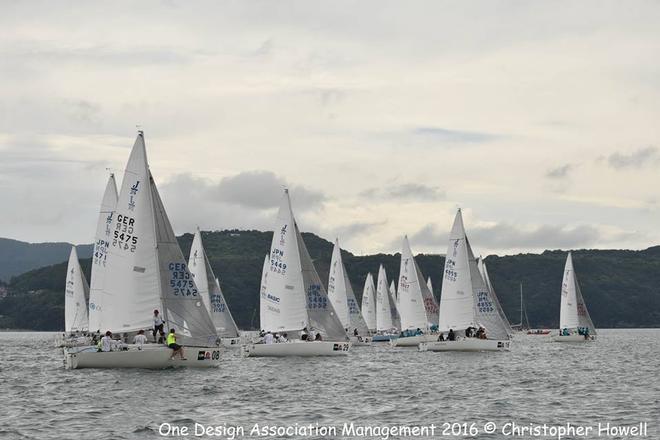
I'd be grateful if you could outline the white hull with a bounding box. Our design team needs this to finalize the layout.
[372,333,398,342]
[390,333,438,347]
[220,337,242,348]
[552,334,596,342]
[350,336,372,346]
[64,344,221,369]
[241,341,350,357]
[419,338,511,352]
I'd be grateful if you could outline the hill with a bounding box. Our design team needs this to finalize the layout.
[1,230,659,330]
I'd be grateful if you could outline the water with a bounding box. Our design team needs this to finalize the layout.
[1,330,658,440]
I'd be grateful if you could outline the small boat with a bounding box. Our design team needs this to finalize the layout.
[327,238,372,345]
[188,229,241,348]
[64,132,220,369]
[527,329,551,335]
[391,236,440,347]
[56,246,92,348]
[242,189,350,357]
[552,252,597,342]
[420,209,511,352]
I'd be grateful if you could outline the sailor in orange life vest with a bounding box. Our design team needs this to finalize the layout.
[167,329,186,360]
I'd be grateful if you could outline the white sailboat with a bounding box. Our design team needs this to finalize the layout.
[420,209,511,352]
[391,236,440,347]
[552,252,597,342]
[477,257,514,338]
[64,246,90,333]
[327,239,371,345]
[242,189,350,357]
[88,173,118,333]
[188,229,241,348]
[65,132,220,369]
[361,273,377,333]
[373,265,399,341]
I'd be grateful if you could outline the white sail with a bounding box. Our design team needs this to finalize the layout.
[261,190,347,340]
[477,257,513,336]
[188,229,239,338]
[559,252,596,333]
[427,277,433,295]
[389,279,401,329]
[361,273,377,332]
[376,265,395,331]
[88,174,118,332]
[438,209,509,340]
[328,239,370,334]
[259,254,269,330]
[99,133,217,345]
[397,236,439,330]
[65,246,89,332]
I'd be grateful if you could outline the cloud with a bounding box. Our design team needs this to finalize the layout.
[606,147,658,169]
[411,222,610,251]
[360,183,445,202]
[546,164,573,179]
[412,127,500,144]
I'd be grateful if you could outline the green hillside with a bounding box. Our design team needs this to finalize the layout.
[1,230,659,330]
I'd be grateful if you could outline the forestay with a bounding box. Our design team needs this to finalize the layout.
[88,174,118,332]
[188,229,239,338]
[397,236,439,330]
[65,246,89,332]
[559,252,596,333]
[361,273,377,332]
[100,133,217,346]
[327,239,369,335]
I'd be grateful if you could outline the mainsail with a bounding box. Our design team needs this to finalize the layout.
[438,209,509,340]
[361,273,377,332]
[64,246,89,332]
[261,189,347,340]
[376,265,397,332]
[559,252,596,333]
[327,238,369,334]
[397,236,439,330]
[477,257,513,336]
[99,133,217,346]
[188,229,239,338]
[88,174,118,332]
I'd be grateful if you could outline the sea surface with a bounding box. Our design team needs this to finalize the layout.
[1,330,658,440]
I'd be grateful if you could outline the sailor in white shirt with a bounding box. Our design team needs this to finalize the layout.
[264,331,275,344]
[100,331,113,352]
[153,309,165,343]
[133,329,148,349]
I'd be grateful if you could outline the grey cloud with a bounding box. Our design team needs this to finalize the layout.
[607,147,658,169]
[411,222,603,251]
[546,164,573,179]
[412,127,499,144]
[360,183,445,202]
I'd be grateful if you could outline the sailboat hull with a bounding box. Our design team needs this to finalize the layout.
[552,334,596,342]
[419,338,511,352]
[372,333,398,342]
[64,344,221,369]
[241,341,350,357]
[390,333,438,347]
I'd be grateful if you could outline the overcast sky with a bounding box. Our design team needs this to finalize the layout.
[1,1,659,256]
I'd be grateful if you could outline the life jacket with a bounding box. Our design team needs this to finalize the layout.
[167,333,177,346]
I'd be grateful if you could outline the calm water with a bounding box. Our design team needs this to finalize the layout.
[1,330,658,440]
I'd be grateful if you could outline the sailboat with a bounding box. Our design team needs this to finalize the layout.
[88,173,118,333]
[361,273,377,333]
[373,265,399,342]
[65,132,220,369]
[327,239,372,345]
[57,246,92,348]
[188,229,241,348]
[242,189,350,357]
[477,257,514,338]
[552,252,597,342]
[420,209,511,352]
[391,236,440,347]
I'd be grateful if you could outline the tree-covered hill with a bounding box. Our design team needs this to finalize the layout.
[1,230,659,330]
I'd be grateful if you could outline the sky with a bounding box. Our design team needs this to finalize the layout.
[1,0,659,257]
